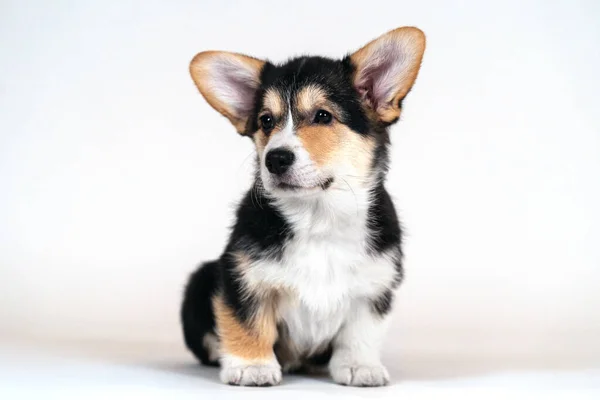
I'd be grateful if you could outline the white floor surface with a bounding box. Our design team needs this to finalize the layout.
[1,338,599,399]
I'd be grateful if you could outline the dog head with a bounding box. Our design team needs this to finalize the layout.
[190,27,425,198]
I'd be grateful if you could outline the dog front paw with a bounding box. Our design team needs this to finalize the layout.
[330,363,390,387]
[220,361,282,386]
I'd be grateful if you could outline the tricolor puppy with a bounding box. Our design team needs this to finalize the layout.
[181,27,426,386]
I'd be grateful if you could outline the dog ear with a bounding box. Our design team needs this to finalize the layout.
[190,51,265,134]
[349,27,426,124]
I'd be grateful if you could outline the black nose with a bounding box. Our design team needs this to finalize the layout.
[265,148,295,175]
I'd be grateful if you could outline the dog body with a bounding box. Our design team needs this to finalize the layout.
[181,27,425,386]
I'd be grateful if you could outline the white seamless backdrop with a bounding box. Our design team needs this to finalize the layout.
[1,0,599,362]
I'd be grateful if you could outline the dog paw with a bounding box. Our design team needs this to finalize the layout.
[330,364,390,387]
[220,363,282,386]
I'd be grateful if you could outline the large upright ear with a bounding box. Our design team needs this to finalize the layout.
[190,51,265,134]
[349,27,426,124]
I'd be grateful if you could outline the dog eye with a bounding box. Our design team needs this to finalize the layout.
[260,114,275,132]
[313,110,332,125]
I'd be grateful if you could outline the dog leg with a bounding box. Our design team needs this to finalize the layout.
[213,295,281,386]
[329,301,390,386]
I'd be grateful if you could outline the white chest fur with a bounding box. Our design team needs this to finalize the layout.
[242,192,398,355]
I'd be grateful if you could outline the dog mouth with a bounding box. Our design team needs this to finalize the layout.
[276,177,334,191]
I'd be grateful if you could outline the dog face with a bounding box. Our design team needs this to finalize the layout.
[190,27,425,198]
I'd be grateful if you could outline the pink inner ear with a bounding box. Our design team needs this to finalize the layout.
[355,41,406,110]
[210,57,260,118]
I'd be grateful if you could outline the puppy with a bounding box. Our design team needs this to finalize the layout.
[181,27,426,386]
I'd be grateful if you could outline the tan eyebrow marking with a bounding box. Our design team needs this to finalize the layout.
[295,85,348,123]
[261,88,285,117]
[296,85,328,116]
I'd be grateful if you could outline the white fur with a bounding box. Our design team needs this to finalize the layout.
[220,354,282,386]
[329,302,390,386]
[202,333,221,364]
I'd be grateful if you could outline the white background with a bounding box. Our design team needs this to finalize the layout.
[1,0,599,367]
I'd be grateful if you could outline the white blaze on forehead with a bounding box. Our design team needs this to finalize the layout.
[264,102,296,151]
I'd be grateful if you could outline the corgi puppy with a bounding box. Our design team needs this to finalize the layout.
[181,27,426,386]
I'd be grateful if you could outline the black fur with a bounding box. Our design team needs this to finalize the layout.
[305,344,333,367]
[228,189,293,260]
[371,289,394,316]
[366,183,404,313]
[181,260,219,366]
[367,183,402,255]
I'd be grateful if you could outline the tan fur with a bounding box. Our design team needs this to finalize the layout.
[295,85,344,120]
[189,51,265,134]
[213,294,278,361]
[296,123,342,167]
[296,85,327,116]
[254,130,268,158]
[296,121,376,171]
[337,130,376,179]
[350,26,426,123]
[261,88,285,119]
